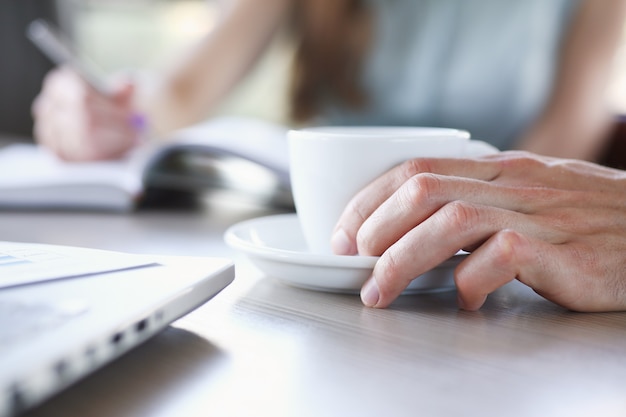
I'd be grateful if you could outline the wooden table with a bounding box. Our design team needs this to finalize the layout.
[2,202,625,417]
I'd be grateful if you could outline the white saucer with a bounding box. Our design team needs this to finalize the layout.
[224,213,464,294]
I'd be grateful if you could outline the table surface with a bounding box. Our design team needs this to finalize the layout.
[2,199,626,417]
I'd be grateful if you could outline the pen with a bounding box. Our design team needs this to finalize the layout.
[26,19,111,95]
[26,19,149,140]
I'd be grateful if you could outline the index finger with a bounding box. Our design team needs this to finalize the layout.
[331,156,503,255]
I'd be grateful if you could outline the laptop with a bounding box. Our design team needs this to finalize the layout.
[0,241,234,417]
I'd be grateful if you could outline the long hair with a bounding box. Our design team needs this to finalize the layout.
[289,0,372,124]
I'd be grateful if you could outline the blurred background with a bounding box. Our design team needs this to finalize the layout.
[0,0,292,139]
[1,0,625,139]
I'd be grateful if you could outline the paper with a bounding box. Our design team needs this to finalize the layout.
[0,116,291,211]
[0,241,156,289]
[0,144,142,211]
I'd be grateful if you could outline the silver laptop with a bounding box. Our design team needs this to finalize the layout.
[0,241,234,417]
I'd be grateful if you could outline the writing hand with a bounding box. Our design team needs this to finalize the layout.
[32,66,140,161]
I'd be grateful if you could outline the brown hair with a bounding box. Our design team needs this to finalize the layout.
[289,0,372,124]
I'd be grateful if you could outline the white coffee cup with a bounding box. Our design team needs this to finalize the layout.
[288,126,498,254]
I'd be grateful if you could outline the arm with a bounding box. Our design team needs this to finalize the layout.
[32,0,292,160]
[515,0,626,161]
[332,151,626,312]
[139,0,292,137]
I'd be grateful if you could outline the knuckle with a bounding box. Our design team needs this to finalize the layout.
[497,151,543,171]
[378,251,402,280]
[375,251,407,293]
[339,199,375,255]
[515,153,547,171]
[401,173,442,209]
[399,158,434,180]
[439,201,480,237]
[490,229,525,265]
[355,221,385,256]
[355,226,374,255]
[344,198,369,226]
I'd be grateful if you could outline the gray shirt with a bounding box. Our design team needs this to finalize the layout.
[319,0,580,151]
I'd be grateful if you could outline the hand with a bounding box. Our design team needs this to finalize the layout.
[32,66,140,161]
[331,151,626,312]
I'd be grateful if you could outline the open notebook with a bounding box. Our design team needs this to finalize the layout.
[0,116,292,211]
[0,241,234,417]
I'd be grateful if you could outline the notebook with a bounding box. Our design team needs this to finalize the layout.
[0,241,235,417]
[0,116,292,212]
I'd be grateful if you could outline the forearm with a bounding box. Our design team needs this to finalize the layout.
[515,0,626,161]
[134,0,292,139]
[516,105,614,161]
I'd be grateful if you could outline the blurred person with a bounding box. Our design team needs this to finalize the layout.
[31,0,626,161]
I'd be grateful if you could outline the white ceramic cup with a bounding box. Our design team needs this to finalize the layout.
[288,126,498,254]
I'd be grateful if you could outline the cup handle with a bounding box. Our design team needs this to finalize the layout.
[465,140,499,157]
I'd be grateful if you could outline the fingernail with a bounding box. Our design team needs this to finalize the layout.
[331,228,356,255]
[361,276,380,307]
